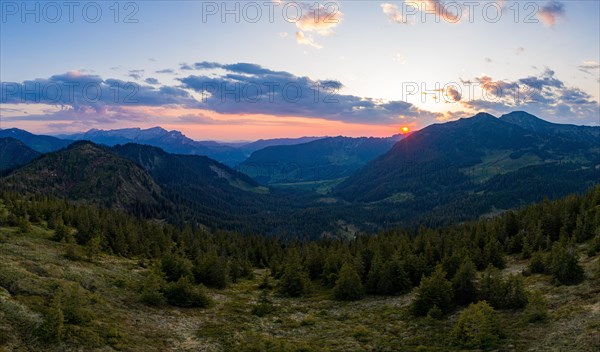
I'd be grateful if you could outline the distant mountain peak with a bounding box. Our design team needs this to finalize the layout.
[500,111,552,127]
[471,112,497,120]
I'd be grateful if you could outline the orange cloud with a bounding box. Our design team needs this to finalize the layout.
[295,31,322,48]
[295,2,343,35]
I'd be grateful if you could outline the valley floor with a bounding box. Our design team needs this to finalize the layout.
[1,225,599,351]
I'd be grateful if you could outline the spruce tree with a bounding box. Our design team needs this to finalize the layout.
[333,262,364,301]
[451,301,502,349]
[278,253,310,297]
[548,242,584,285]
[452,258,478,306]
[412,265,454,316]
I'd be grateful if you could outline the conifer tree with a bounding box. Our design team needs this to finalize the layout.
[451,301,502,349]
[278,253,310,297]
[333,262,364,301]
[452,257,478,306]
[412,265,454,316]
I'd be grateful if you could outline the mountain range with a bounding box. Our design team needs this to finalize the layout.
[57,128,327,166]
[0,128,72,153]
[1,111,598,237]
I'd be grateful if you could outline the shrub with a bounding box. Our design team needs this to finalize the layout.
[451,301,502,349]
[548,243,584,285]
[64,244,82,261]
[140,267,166,306]
[503,274,528,309]
[412,265,453,316]
[333,262,364,301]
[164,277,212,308]
[278,254,310,297]
[523,290,549,323]
[193,254,229,289]
[427,305,443,320]
[161,253,193,283]
[251,290,274,317]
[479,267,527,310]
[528,251,547,274]
[37,302,64,343]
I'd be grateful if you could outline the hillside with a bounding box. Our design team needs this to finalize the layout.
[241,136,401,186]
[112,143,281,230]
[0,186,598,351]
[0,137,40,173]
[0,141,168,214]
[334,113,599,227]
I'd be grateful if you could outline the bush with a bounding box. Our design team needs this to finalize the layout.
[251,290,275,317]
[523,290,549,323]
[528,251,547,274]
[64,244,82,261]
[412,265,453,316]
[140,267,166,306]
[479,267,527,310]
[164,277,212,308]
[503,274,528,309]
[548,243,584,285]
[333,262,364,301]
[451,301,502,349]
[37,302,64,343]
[193,254,229,289]
[161,253,193,283]
[278,254,310,297]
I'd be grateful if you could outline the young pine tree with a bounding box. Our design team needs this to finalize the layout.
[377,257,411,295]
[451,301,502,349]
[333,262,364,301]
[548,242,584,285]
[452,257,478,306]
[278,253,310,297]
[412,265,454,316]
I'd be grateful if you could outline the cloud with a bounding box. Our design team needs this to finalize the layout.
[295,31,322,48]
[128,69,144,80]
[393,53,406,64]
[177,62,440,124]
[515,47,525,55]
[278,1,342,48]
[537,1,565,27]
[156,69,175,74]
[460,68,598,124]
[193,62,222,70]
[1,71,195,113]
[446,86,462,102]
[180,63,194,70]
[381,3,406,23]
[414,0,461,22]
[384,0,462,24]
[1,64,443,127]
[294,2,343,35]
[578,60,600,75]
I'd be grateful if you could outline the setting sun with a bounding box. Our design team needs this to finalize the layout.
[401,127,410,134]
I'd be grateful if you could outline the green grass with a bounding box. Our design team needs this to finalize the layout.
[0,225,599,351]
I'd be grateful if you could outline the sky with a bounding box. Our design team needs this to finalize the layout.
[0,0,599,141]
